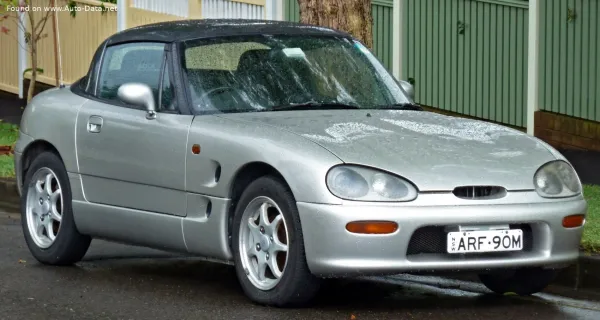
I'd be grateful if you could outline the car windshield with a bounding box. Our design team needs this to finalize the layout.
[180,34,411,114]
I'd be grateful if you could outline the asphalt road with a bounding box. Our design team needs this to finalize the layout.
[2,203,600,320]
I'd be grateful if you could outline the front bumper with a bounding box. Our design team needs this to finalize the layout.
[297,193,587,277]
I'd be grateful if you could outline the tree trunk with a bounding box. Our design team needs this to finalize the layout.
[298,0,373,49]
[27,41,36,103]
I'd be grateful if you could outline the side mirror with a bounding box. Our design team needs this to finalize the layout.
[117,83,157,120]
[399,80,415,101]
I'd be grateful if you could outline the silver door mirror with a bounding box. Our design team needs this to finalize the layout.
[117,83,157,120]
[399,80,415,101]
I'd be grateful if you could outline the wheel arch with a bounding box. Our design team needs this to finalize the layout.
[20,140,64,187]
[226,161,295,249]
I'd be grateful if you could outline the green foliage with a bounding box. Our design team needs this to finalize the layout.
[582,184,600,253]
[0,122,18,178]
[0,155,14,178]
[68,0,116,17]
[0,0,20,15]
[23,67,43,76]
[0,121,19,147]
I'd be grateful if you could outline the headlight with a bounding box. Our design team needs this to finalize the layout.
[534,160,582,198]
[326,165,418,201]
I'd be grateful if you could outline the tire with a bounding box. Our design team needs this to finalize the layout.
[21,151,91,265]
[232,175,321,307]
[478,267,559,295]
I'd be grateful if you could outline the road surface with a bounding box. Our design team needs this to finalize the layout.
[2,201,600,320]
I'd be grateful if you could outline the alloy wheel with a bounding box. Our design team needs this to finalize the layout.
[25,167,63,249]
[238,196,290,291]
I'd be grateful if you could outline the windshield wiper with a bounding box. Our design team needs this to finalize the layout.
[373,102,423,111]
[270,101,361,111]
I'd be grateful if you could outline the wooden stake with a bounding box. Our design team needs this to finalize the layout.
[51,0,59,87]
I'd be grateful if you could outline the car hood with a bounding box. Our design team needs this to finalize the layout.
[218,110,557,191]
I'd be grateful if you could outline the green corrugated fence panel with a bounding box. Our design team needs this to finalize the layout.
[282,0,394,71]
[539,0,599,122]
[403,0,529,127]
[372,1,394,70]
[283,0,300,22]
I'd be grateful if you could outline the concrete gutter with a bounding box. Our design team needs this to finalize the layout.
[0,176,598,290]
[555,254,600,291]
[0,177,18,202]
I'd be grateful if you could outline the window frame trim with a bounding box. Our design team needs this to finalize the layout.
[157,49,183,114]
[71,41,193,115]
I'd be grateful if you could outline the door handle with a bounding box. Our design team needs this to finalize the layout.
[87,115,103,133]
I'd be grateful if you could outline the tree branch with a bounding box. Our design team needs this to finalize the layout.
[5,30,31,52]
[34,10,52,39]
[26,7,33,32]
[1,14,31,53]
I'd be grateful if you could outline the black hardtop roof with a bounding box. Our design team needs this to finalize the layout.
[106,19,352,45]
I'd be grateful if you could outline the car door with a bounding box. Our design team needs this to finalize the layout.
[75,41,193,217]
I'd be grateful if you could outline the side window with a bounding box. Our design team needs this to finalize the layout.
[97,42,165,107]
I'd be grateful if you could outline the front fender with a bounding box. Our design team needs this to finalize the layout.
[184,115,344,204]
[18,88,87,174]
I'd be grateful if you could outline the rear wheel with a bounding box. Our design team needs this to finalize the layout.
[232,176,321,307]
[21,151,91,265]
[478,267,559,295]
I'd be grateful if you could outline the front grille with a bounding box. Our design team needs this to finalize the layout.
[452,186,507,200]
[406,224,533,256]
[406,226,446,255]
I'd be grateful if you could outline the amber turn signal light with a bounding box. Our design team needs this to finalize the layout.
[562,214,585,228]
[191,144,201,154]
[346,221,398,234]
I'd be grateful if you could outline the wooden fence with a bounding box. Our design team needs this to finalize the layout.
[0,0,266,94]
[2,0,599,129]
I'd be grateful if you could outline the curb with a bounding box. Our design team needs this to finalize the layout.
[554,254,600,291]
[442,254,600,291]
[0,177,18,201]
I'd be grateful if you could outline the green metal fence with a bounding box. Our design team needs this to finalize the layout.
[282,0,600,127]
[539,0,600,122]
[282,0,394,71]
[282,0,300,22]
[403,0,529,128]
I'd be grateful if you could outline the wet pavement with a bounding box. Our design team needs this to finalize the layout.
[2,204,600,320]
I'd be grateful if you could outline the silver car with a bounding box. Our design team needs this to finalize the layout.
[14,19,587,307]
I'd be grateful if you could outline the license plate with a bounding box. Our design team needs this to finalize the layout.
[447,229,523,254]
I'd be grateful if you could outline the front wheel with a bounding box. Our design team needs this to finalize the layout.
[478,267,559,295]
[232,176,321,307]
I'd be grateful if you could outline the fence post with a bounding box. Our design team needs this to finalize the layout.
[265,0,273,20]
[117,0,127,31]
[392,0,404,81]
[274,0,284,20]
[526,0,540,135]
